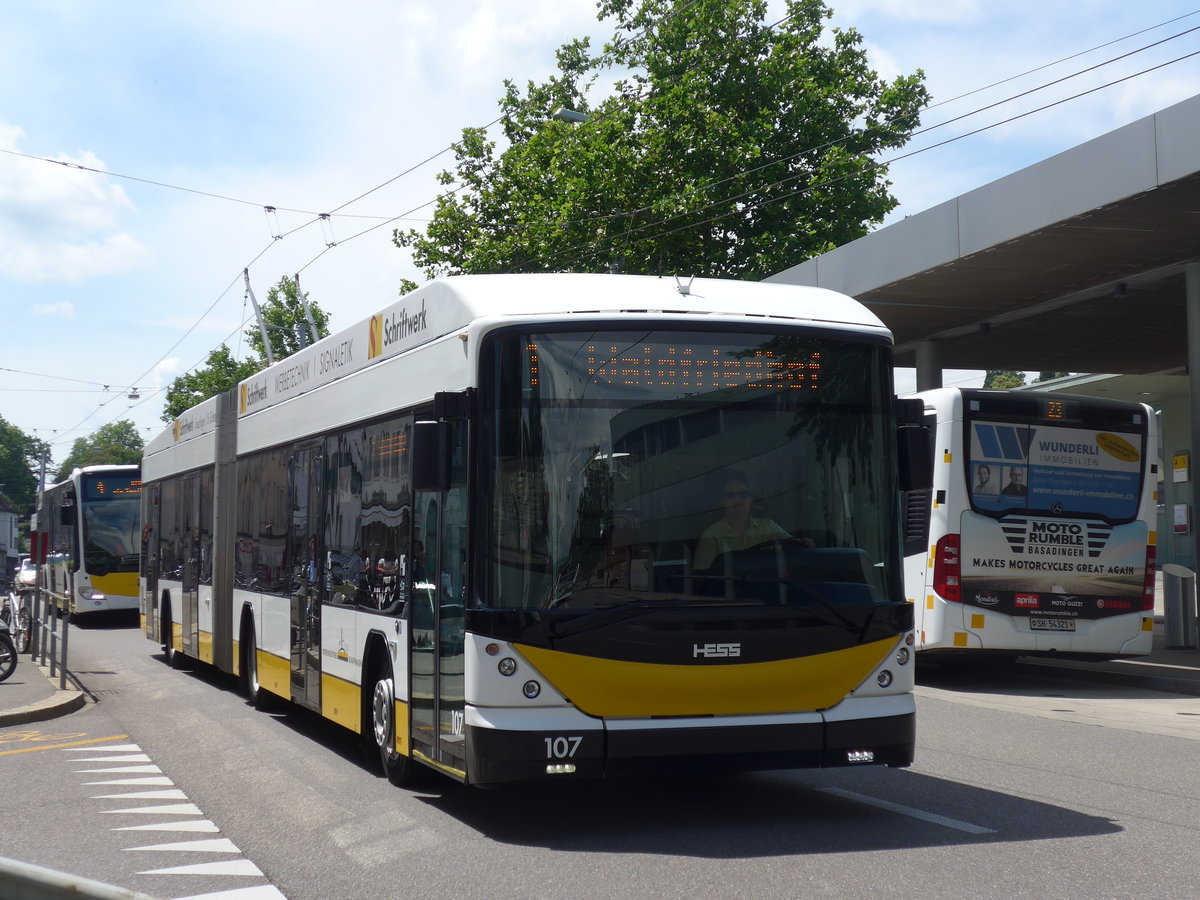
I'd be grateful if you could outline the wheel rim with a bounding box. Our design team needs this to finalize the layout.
[373,676,395,752]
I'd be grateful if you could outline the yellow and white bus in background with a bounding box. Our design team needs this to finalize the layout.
[38,464,142,614]
[905,388,1157,661]
[142,273,930,787]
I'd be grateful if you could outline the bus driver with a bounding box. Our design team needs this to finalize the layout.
[693,470,790,571]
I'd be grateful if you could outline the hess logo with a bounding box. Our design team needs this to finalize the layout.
[694,642,741,659]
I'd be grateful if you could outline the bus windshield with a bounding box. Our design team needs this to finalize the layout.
[81,474,142,575]
[481,328,899,612]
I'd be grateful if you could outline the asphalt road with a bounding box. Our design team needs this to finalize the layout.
[3,614,1200,900]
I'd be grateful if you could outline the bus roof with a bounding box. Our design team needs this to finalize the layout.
[147,273,889,455]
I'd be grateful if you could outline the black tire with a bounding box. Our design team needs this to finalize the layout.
[161,602,182,668]
[241,619,276,710]
[370,660,418,786]
[0,631,16,683]
[14,605,30,654]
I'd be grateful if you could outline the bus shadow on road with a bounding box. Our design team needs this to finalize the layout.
[915,657,1187,700]
[414,765,1119,856]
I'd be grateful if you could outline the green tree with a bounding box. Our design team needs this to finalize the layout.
[1031,372,1069,383]
[983,370,1027,389]
[0,416,47,521]
[53,420,144,483]
[160,345,261,423]
[160,277,331,422]
[397,0,929,282]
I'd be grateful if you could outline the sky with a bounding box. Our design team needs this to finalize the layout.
[3,0,1200,471]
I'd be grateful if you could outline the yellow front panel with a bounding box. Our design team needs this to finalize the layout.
[322,673,361,733]
[90,571,139,601]
[514,638,896,717]
[198,630,213,665]
[258,651,290,699]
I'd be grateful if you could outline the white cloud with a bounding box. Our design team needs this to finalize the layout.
[833,0,983,25]
[31,301,75,318]
[0,124,150,281]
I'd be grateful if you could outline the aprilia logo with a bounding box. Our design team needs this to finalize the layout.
[694,642,741,658]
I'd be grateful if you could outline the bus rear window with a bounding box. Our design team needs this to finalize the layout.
[966,419,1145,522]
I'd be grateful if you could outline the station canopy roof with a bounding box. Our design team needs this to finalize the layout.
[767,93,1200,394]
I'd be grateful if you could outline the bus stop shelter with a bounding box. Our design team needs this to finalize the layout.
[767,92,1200,570]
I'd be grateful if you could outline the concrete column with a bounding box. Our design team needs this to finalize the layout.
[915,340,944,392]
[1187,263,1200,573]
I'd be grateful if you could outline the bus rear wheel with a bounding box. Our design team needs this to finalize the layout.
[370,662,417,786]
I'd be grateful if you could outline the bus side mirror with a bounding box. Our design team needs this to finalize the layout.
[896,398,933,492]
[412,420,451,493]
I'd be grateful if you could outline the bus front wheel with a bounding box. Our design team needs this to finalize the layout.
[370,662,417,786]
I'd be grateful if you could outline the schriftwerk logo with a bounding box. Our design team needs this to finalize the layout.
[368,315,384,359]
[694,642,741,659]
[369,301,429,361]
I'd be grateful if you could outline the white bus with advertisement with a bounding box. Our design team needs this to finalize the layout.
[141,273,931,788]
[905,388,1157,661]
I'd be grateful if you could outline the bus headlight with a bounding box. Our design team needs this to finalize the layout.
[896,647,911,666]
[77,587,106,603]
[522,680,541,699]
[497,657,517,676]
[876,670,894,688]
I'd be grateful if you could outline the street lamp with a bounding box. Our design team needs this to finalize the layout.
[551,107,591,123]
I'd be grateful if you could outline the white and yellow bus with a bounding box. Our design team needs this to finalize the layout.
[141,273,929,787]
[38,464,142,614]
[905,388,1157,661]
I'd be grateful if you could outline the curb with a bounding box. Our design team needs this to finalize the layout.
[0,664,88,728]
[1015,657,1200,698]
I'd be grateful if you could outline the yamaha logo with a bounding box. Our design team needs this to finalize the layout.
[693,642,741,659]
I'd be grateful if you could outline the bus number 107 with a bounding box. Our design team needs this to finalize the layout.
[545,736,582,759]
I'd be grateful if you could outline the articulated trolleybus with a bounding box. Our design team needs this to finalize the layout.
[141,274,930,787]
[39,464,142,614]
[905,388,1157,661]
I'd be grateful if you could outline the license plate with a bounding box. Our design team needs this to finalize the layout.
[1030,617,1075,632]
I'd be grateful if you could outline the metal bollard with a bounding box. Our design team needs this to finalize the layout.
[1162,563,1198,650]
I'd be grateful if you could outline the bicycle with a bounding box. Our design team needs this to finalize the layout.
[0,618,16,683]
[1,591,31,654]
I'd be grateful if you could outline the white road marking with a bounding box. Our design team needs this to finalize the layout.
[124,838,241,853]
[85,776,175,786]
[114,820,222,833]
[138,860,264,877]
[819,787,998,834]
[65,742,284,896]
[75,764,164,773]
[93,789,190,801]
[72,753,154,762]
[101,803,204,816]
[173,887,289,899]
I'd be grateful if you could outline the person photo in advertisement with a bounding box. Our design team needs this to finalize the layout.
[1002,466,1027,496]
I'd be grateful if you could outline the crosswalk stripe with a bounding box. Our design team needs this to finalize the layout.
[138,860,263,877]
[71,753,154,762]
[76,764,163,773]
[124,838,241,853]
[113,820,221,833]
[101,803,203,816]
[85,776,175,786]
[93,789,190,800]
[62,743,143,753]
[171,886,288,899]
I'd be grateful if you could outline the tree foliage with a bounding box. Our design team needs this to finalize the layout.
[160,276,330,422]
[983,370,1027,390]
[0,416,48,521]
[397,0,929,282]
[53,420,144,483]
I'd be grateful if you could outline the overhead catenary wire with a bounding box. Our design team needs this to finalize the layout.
[40,12,1200,448]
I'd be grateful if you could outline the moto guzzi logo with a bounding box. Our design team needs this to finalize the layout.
[694,642,741,658]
